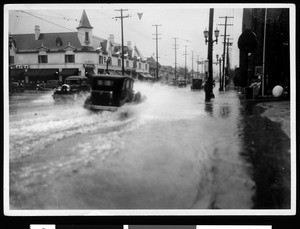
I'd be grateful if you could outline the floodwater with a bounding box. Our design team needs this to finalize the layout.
[8,82,255,210]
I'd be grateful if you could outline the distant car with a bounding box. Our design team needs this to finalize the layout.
[191,78,203,90]
[84,74,142,111]
[52,75,89,101]
[178,79,187,87]
[11,82,25,93]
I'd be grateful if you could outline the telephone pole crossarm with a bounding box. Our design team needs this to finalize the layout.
[114,9,130,76]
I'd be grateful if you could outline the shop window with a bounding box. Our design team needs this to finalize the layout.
[65,55,75,63]
[38,55,48,63]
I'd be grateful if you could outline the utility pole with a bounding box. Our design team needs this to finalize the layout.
[197,55,199,78]
[115,9,130,76]
[225,37,233,87]
[206,8,214,101]
[183,45,189,79]
[173,37,179,82]
[191,51,194,78]
[219,15,233,90]
[152,24,162,81]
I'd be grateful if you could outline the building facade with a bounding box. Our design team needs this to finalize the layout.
[238,8,290,95]
[9,10,150,86]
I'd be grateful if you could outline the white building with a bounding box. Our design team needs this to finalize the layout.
[9,9,150,84]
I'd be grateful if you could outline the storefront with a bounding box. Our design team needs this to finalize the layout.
[24,68,59,83]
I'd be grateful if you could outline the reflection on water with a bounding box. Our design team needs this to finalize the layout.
[219,104,231,119]
[204,102,214,116]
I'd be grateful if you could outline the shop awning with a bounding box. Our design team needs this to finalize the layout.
[59,68,79,76]
[9,69,25,80]
[138,73,150,79]
[84,64,95,69]
[145,73,154,79]
[115,70,130,77]
[25,69,59,80]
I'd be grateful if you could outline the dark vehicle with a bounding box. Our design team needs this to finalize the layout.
[178,79,187,87]
[52,75,89,101]
[191,78,203,90]
[84,74,142,111]
[10,81,25,93]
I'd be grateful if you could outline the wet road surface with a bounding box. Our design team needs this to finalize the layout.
[8,83,289,210]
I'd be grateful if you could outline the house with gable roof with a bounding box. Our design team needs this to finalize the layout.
[9,9,150,86]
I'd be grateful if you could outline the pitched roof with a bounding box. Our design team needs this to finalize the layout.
[12,32,105,51]
[77,10,93,29]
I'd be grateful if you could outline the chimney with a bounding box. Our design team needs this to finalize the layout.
[127,41,132,49]
[35,25,40,40]
[109,34,114,43]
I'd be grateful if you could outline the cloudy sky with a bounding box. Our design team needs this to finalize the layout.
[7,4,245,70]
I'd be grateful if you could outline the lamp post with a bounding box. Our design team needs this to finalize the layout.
[203,9,219,101]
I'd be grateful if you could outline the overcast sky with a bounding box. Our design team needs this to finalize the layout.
[7,4,245,70]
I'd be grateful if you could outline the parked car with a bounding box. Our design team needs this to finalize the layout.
[52,75,89,101]
[10,81,25,93]
[84,74,142,111]
[191,78,203,90]
[37,80,62,91]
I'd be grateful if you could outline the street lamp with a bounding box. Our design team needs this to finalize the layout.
[204,27,220,45]
[203,9,218,102]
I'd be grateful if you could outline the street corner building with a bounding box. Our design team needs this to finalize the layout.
[8,9,156,90]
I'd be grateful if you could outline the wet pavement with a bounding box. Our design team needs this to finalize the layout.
[239,98,291,209]
[7,83,291,211]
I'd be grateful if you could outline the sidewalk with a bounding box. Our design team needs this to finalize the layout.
[255,101,290,138]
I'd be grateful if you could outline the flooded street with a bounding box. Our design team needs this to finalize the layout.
[9,83,256,210]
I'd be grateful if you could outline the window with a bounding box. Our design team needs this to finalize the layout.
[99,56,104,64]
[56,37,63,46]
[126,60,129,68]
[145,64,148,70]
[65,55,75,63]
[118,59,121,67]
[38,55,48,63]
[85,32,89,43]
[139,63,141,69]
[97,80,114,86]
